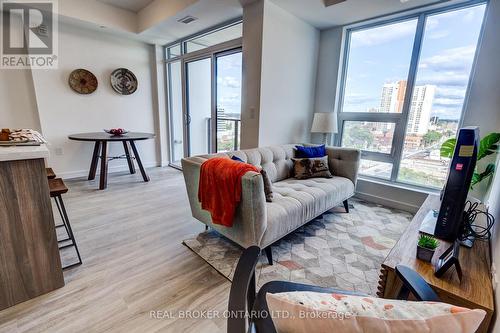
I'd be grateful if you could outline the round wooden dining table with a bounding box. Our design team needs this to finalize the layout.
[68,132,155,190]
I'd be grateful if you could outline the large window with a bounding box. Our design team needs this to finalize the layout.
[338,2,486,189]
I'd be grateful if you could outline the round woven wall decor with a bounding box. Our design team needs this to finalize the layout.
[110,68,138,95]
[68,69,98,94]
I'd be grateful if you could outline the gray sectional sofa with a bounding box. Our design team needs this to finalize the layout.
[181,144,361,264]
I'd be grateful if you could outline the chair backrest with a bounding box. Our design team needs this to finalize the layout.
[395,265,440,301]
[228,248,442,333]
[227,246,261,333]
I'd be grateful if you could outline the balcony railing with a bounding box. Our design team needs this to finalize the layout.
[206,117,241,153]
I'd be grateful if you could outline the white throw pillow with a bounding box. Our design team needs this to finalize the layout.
[266,291,485,333]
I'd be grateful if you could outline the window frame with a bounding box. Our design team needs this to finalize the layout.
[335,0,488,190]
[164,18,243,169]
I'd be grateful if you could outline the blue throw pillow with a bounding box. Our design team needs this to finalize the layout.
[231,155,244,163]
[295,145,326,158]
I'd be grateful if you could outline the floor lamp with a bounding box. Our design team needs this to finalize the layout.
[311,112,338,145]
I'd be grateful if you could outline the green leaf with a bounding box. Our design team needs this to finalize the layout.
[478,133,500,160]
[440,138,456,158]
[471,172,481,186]
[471,163,496,187]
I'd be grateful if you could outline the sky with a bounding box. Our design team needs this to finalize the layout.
[216,52,242,118]
[343,4,486,120]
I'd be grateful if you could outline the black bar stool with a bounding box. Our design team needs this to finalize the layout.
[48,178,82,270]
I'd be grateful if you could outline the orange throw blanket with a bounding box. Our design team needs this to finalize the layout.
[198,157,259,227]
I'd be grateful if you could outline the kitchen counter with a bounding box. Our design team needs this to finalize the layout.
[0,144,64,310]
[0,144,49,162]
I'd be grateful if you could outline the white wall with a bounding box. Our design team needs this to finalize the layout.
[462,0,500,331]
[0,19,40,131]
[312,26,343,144]
[30,22,158,178]
[0,68,40,131]
[461,0,500,202]
[258,0,319,146]
[240,0,264,149]
[489,157,500,333]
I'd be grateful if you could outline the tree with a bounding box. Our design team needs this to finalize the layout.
[423,130,442,146]
[344,125,374,150]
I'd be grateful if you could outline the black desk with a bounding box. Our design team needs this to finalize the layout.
[68,132,155,190]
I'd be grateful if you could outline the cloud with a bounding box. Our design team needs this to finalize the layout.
[219,93,241,104]
[351,20,417,47]
[427,30,450,40]
[419,45,476,72]
[434,87,466,100]
[344,92,374,105]
[431,106,462,119]
[217,76,241,89]
[434,97,463,107]
[418,73,470,87]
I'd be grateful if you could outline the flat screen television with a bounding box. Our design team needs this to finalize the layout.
[420,126,479,241]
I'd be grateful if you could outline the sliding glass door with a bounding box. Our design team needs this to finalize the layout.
[166,61,184,167]
[186,57,212,156]
[166,49,242,167]
[165,21,242,168]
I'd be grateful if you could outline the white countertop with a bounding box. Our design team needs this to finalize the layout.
[0,144,49,162]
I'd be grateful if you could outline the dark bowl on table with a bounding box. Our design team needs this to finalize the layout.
[104,129,129,136]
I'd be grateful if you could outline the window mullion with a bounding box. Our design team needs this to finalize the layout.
[390,13,426,182]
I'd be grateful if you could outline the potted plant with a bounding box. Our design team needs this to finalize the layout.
[417,234,439,262]
[440,132,500,191]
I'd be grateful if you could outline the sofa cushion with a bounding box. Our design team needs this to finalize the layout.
[229,145,296,183]
[260,176,355,247]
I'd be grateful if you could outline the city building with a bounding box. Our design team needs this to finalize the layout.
[380,80,407,114]
[407,84,436,135]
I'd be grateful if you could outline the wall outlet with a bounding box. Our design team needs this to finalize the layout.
[250,107,256,119]
[55,148,63,156]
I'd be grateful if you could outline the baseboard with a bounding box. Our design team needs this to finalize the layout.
[58,162,159,180]
[354,191,420,214]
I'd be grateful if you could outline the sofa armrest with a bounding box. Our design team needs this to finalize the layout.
[235,171,268,247]
[181,157,267,248]
[326,146,361,185]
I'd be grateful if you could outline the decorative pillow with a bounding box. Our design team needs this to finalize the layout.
[260,169,273,202]
[266,292,485,333]
[295,145,326,158]
[231,155,273,202]
[231,155,245,163]
[292,156,332,179]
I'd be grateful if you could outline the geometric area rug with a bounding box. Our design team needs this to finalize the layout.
[182,199,412,296]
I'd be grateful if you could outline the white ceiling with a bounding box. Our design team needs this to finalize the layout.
[269,0,447,29]
[98,0,155,13]
[140,0,242,45]
[63,0,455,45]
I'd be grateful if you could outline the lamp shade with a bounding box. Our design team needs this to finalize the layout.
[311,112,338,134]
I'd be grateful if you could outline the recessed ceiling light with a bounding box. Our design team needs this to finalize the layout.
[178,16,197,24]
[323,0,346,7]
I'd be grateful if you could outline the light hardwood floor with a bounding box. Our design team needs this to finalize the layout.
[0,167,230,333]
